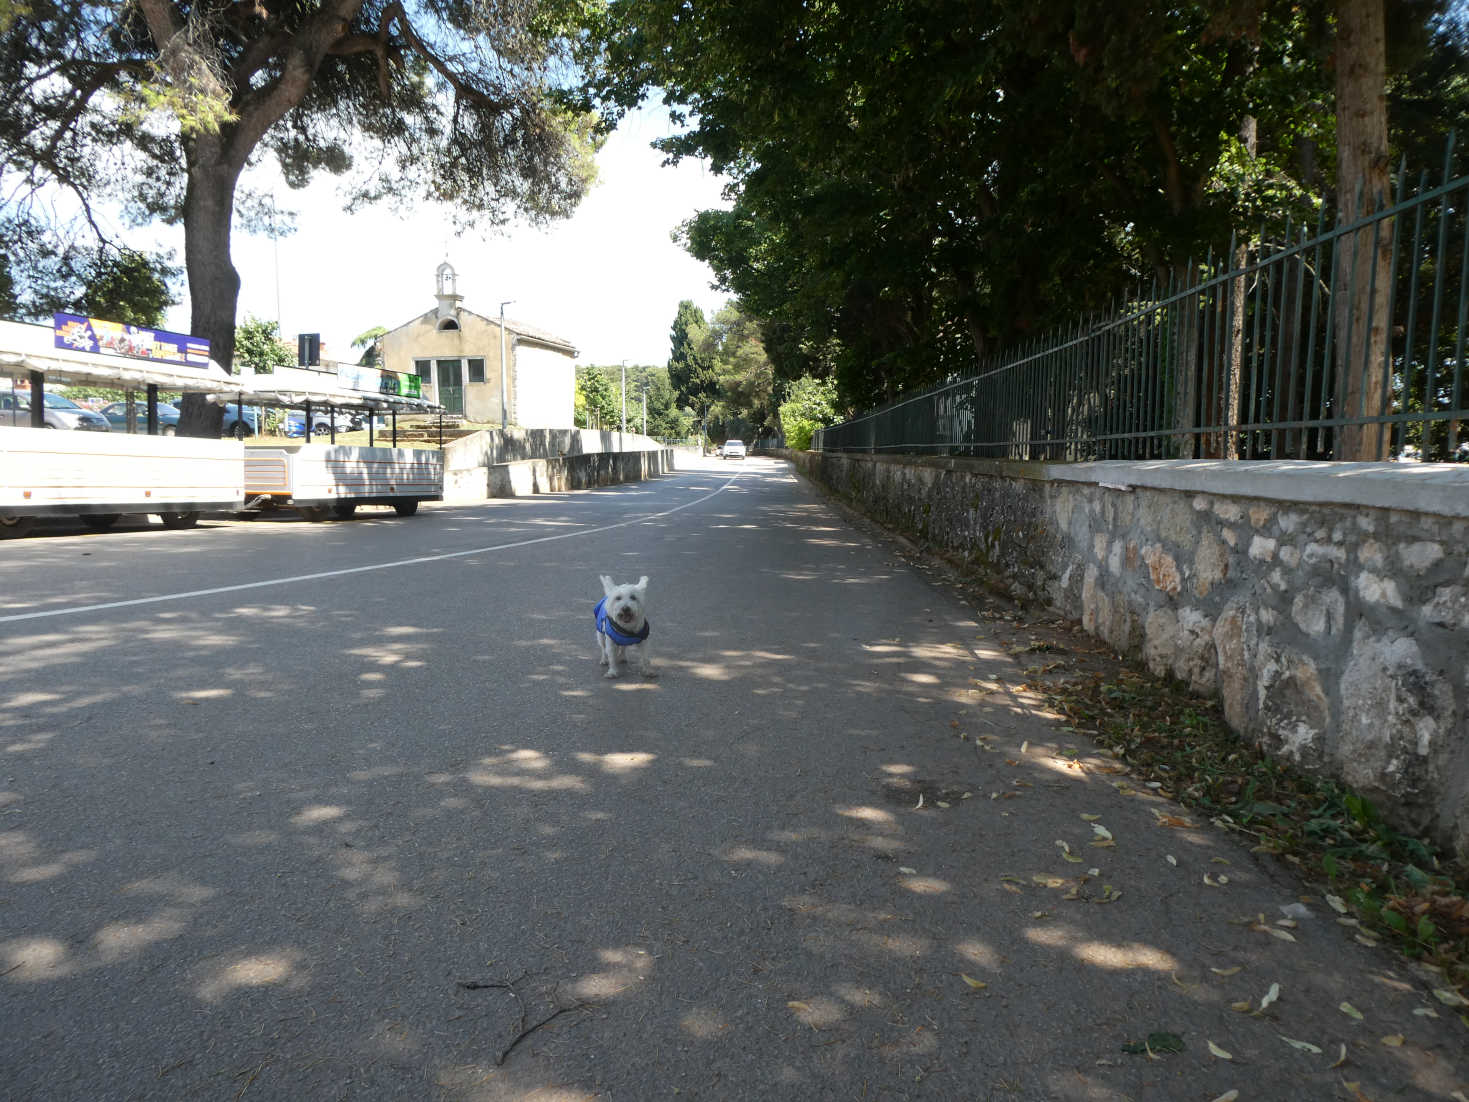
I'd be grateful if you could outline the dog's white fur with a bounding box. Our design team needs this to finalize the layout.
[597,574,656,679]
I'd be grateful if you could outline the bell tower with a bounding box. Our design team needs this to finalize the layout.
[435,260,462,325]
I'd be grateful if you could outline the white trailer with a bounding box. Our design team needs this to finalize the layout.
[0,427,243,537]
[1,319,246,538]
[243,442,443,520]
[228,365,445,521]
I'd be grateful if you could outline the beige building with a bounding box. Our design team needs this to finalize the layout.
[377,262,578,427]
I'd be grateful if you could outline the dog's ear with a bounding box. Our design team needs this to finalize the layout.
[600,574,616,596]
[636,575,649,593]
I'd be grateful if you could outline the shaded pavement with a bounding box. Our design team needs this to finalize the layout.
[0,455,1464,1100]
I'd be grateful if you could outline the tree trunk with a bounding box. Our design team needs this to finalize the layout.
[1334,0,1393,460]
[176,140,245,438]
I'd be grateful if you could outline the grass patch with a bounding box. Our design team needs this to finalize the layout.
[1038,667,1469,994]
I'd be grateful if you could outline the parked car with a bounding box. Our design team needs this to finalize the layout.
[284,410,357,438]
[720,438,747,459]
[220,403,260,438]
[99,400,182,435]
[0,391,111,431]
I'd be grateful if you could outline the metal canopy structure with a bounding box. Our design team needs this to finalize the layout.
[220,365,444,447]
[0,319,242,394]
[220,364,442,416]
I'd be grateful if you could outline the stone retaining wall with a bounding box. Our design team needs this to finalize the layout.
[486,449,675,497]
[785,451,1469,861]
[442,428,669,502]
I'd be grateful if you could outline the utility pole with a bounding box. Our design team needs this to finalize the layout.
[499,300,514,430]
[620,360,627,433]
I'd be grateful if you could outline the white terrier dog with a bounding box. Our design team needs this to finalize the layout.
[594,574,656,679]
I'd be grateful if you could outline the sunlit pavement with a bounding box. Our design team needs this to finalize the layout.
[1,456,1465,1101]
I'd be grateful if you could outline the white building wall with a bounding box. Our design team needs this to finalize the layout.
[513,345,575,428]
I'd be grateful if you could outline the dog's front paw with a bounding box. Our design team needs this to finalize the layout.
[640,666,659,679]
[603,667,620,679]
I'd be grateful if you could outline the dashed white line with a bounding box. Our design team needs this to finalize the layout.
[0,469,745,625]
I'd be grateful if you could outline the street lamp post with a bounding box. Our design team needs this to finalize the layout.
[499,300,514,430]
[620,360,627,433]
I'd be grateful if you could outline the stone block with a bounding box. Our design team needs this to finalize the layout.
[1194,532,1230,597]
[1249,535,1278,562]
[1424,585,1469,630]
[1399,541,1444,573]
[1355,571,1405,609]
[1338,630,1456,833]
[1213,601,1257,731]
[1142,545,1182,596]
[1256,650,1329,766]
[1291,586,1345,638]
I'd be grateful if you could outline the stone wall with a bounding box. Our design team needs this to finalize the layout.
[786,451,1469,862]
[486,449,675,497]
[442,428,669,501]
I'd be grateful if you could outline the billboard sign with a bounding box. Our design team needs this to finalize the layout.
[53,313,212,368]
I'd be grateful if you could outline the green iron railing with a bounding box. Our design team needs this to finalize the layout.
[816,140,1469,463]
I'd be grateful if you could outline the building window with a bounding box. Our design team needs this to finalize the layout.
[437,318,460,331]
[415,359,431,380]
[468,357,486,384]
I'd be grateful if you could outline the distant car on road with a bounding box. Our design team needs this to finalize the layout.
[1,391,111,431]
[720,439,747,459]
[100,401,181,435]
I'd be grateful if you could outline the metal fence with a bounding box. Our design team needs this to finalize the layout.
[816,142,1469,463]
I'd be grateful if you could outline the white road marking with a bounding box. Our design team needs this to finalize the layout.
[0,469,746,625]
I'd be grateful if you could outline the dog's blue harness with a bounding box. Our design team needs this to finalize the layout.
[594,596,651,646]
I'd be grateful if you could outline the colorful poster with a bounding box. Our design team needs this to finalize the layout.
[53,313,211,368]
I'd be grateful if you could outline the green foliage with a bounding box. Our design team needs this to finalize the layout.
[234,316,294,375]
[0,230,178,326]
[352,326,389,366]
[576,364,619,429]
[667,300,719,415]
[585,0,1466,414]
[0,0,603,382]
[779,374,839,450]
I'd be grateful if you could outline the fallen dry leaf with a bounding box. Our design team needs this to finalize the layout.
[1432,989,1468,1007]
[1081,813,1101,822]
[1330,1042,1349,1069]
[914,793,924,810]
[959,973,987,990]
[1380,1034,1405,1047]
[1230,1001,1253,1013]
[1260,982,1281,1012]
[1211,966,1242,977]
[1166,854,1177,866]
[1209,1092,1240,1102]
[1326,894,1349,914]
[1412,1007,1439,1019]
[1092,824,1113,841]
[1279,1035,1322,1054]
[1339,1002,1363,1021]
[1206,1040,1233,1060]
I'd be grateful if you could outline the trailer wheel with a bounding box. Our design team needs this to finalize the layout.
[393,501,419,517]
[331,501,357,520]
[81,514,121,530]
[159,511,200,530]
[0,514,36,539]
[296,506,329,523]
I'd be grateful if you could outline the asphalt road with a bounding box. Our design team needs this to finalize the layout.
[1,455,1465,1101]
